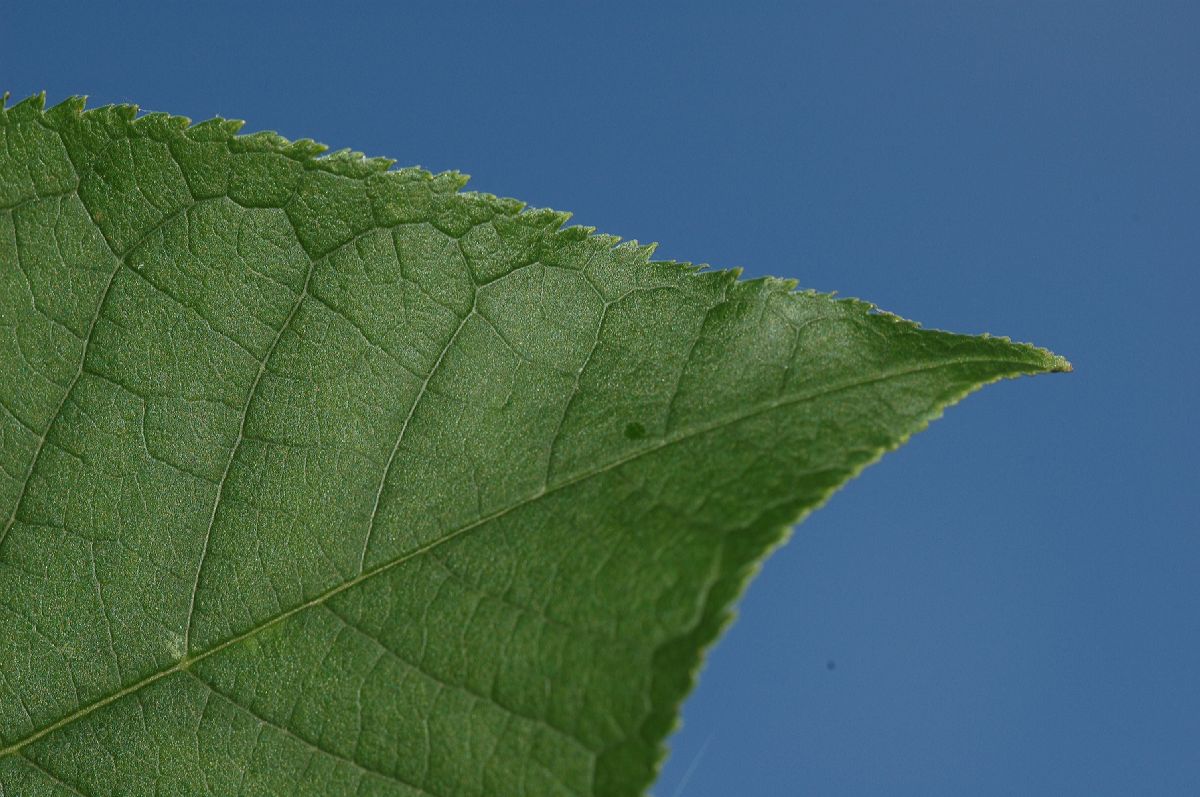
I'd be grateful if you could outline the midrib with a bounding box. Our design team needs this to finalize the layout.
[0,355,1037,758]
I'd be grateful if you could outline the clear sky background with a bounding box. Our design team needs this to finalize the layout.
[3,2,1196,794]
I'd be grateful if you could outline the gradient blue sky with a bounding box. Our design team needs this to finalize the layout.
[3,2,1196,794]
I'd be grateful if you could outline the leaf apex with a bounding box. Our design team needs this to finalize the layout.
[1044,352,1073,373]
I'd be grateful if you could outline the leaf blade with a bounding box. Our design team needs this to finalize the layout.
[0,94,1066,796]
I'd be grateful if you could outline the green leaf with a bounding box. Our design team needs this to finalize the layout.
[0,93,1067,796]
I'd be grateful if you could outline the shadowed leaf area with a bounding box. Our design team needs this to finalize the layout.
[0,94,1067,796]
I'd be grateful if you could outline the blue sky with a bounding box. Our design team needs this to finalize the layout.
[3,1,1197,794]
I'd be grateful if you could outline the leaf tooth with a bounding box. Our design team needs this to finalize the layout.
[44,95,88,122]
[316,145,355,161]
[432,170,470,191]
[183,117,243,141]
[736,273,797,295]
[132,110,191,133]
[2,92,48,121]
[611,239,659,263]
[284,134,329,157]
[554,223,596,243]
[365,156,397,170]
[514,206,572,232]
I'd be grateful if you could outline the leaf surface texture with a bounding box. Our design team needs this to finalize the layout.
[0,95,1066,796]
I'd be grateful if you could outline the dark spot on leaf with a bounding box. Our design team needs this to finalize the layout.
[624,422,646,440]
